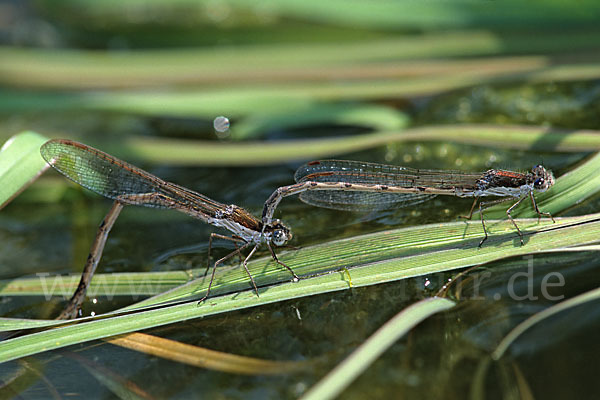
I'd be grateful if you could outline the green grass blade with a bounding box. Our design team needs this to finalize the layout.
[62,125,599,167]
[231,103,409,140]
[0,132,49,208]
[105,131,404,166]
[0,270,190,297]
[29,0,600,31]
[410,125,600,153]
[0,211,597,309]
[2,31,600,90]
[1,212,600,363]
[2,57,598,118]
[225,0,600,30]
[31,0,600,31]
[300,297,455,400]
[0,318,69,330]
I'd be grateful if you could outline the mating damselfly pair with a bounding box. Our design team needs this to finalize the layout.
[41,139,555,318]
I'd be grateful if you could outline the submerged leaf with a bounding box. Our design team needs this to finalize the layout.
[300,297,455,400]
[107,332,308,374]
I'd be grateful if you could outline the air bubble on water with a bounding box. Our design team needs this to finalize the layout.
[213,116,230,134]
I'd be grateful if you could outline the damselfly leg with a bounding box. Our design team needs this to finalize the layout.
[199,241,254,303]
[57,201,124,320]
[530,192,555,222]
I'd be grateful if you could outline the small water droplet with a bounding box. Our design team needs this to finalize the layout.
[213,116,230,133]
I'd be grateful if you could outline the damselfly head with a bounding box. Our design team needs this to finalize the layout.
[267,219,293,246]
[531,165,555,192]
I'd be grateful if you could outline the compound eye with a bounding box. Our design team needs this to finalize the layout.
[534,178,545,189]
[272,229,287,246]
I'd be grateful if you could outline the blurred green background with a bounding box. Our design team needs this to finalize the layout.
[1,0,600,399]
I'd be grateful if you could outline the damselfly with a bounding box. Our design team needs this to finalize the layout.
[263,160,555,245]
[41,139,298,319]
